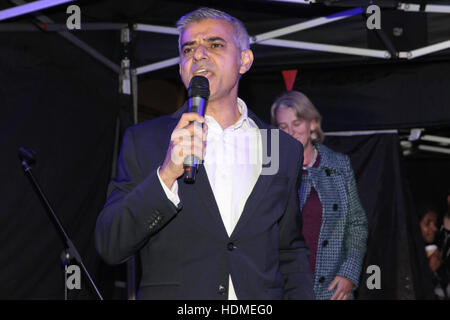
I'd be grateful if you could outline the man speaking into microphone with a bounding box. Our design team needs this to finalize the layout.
[95,7,313,300]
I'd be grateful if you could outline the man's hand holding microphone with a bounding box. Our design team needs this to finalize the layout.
[159,76,209,188]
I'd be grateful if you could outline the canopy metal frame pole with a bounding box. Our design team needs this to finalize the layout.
[8,0,121,74]
[133,7,383,75]
[131,4,450,74]
[250,7,364,43]
[0,22,127,32]
[398,2,450,13]
[398,40,450,60]
[418,145,450,154]
[326,130,450,156]
[325,130,398,136]
[267,0,317,4]
[258,38,391,59]
[0,0,76,21]
[133,23,178,35]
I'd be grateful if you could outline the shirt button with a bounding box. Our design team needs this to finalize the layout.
[218,284,227,295]
[333,204,338,211]
[227,242,236,251]
[322,240,328,247]
[319,276,325,284]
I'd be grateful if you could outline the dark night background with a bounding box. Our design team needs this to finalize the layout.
[0,0,449,299]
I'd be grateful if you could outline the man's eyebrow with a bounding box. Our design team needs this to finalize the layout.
[204,37,226,43]
[181,37,227,50]
[181,40,197,50]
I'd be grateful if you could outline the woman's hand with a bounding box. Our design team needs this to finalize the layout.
[328,276,354,300]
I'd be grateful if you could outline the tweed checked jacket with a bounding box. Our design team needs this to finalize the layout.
[299,143,368,300]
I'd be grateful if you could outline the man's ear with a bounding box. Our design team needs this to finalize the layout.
[239,49,254,75]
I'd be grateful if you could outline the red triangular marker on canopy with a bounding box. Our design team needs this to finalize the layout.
[282,69,298,91]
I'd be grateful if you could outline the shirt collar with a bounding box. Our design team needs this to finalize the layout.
[234,98,256,130]
[205,98,256,131]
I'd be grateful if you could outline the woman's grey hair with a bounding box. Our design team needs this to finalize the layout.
[176,7,250,52]
[270,91,325,144]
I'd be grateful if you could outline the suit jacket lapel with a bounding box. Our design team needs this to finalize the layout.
[191,164,229,238]
[172,104,229,238]
[230,111,278,238]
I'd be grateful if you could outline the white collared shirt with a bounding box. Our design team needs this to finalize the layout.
[157,98,262,299]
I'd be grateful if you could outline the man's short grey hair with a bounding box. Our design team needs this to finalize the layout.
[176,7,250,52]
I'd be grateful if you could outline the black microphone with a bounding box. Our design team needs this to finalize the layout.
[184,75,210,183]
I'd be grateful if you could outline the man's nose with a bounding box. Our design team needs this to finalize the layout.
[193,45,208,61]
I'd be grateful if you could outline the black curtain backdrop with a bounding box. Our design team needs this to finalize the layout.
[405,156,450,217]
[0,32,120,299]
[239,60,450,132]
[324,134,435,299]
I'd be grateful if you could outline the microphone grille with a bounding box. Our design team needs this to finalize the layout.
[188,76,210,99]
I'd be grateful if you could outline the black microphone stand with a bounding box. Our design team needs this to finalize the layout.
[19,148,103,300]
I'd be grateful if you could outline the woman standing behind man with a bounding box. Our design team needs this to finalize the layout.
[271,91,368,300]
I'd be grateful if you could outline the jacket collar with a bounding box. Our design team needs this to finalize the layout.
[171,99,272,131]
[310,143,342,176]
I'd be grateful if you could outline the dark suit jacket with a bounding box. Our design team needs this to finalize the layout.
[95,103,314,299]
